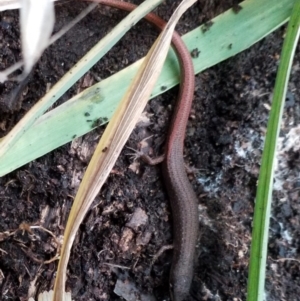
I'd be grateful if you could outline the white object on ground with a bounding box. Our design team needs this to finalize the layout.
[20,0,55,73]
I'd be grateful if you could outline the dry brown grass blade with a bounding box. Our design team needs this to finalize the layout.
[52,0,197,300]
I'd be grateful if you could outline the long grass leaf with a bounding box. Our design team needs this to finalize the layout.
[0,0,295,176]
[52,1,197,300]
[247,1,300,300]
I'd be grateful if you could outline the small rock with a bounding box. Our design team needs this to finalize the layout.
[126,208,148,231]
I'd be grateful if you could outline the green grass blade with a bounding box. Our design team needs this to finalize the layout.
[247,1,300,300]
[0,0,295,176]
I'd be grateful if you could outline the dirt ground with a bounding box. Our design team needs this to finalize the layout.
[0,0,299,300]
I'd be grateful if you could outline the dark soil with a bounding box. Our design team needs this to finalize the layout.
[0,1,300,301]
